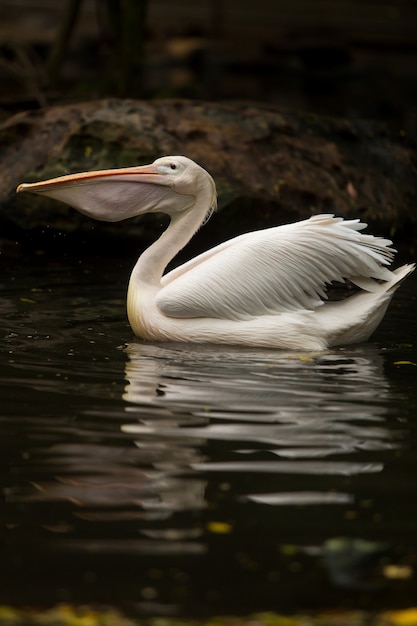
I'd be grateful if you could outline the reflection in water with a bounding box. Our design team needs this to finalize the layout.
[1,335,412,609]
[11,342,397,524]
[322,537,390,590]
[122,342,394,510]
[118,342,410,599]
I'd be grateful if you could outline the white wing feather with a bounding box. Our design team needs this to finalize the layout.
[157,214,395,320]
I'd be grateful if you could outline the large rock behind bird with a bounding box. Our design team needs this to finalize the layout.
[1,98,416,247]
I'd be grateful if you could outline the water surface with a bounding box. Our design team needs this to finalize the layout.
[1,256,416,616]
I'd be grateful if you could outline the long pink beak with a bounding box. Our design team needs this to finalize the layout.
[16,162,174,222]
[17,163,163,194]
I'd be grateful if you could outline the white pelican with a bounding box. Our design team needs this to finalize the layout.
[17,155,414,350]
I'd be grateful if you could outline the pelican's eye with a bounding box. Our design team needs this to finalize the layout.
[155,159,183,175]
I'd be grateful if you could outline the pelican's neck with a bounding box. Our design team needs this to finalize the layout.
[129,192,211,291]
[127,178,215,337]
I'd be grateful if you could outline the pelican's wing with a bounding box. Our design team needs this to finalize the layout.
[157,214,395,320]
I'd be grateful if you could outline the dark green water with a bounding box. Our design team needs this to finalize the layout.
[1,255,416,617]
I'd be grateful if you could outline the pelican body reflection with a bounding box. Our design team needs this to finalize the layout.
[123,342,395,470]
[120,342,401,513]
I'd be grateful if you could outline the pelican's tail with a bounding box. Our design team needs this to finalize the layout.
[385,263,416,291]
[317,263,415,347]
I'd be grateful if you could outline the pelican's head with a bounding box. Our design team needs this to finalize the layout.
[17,156,217,222]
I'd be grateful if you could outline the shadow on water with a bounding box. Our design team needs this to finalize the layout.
[0,258,416,616]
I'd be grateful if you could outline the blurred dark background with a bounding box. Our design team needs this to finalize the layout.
[0,0,416,128]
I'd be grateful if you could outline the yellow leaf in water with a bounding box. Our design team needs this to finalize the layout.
[19,297,36,304]
[280,544,298,556]
[0,606,20,622]
[383,564,413,580]
[394,361,416,366]
[381,607,417,625]
[207,521,233,534]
